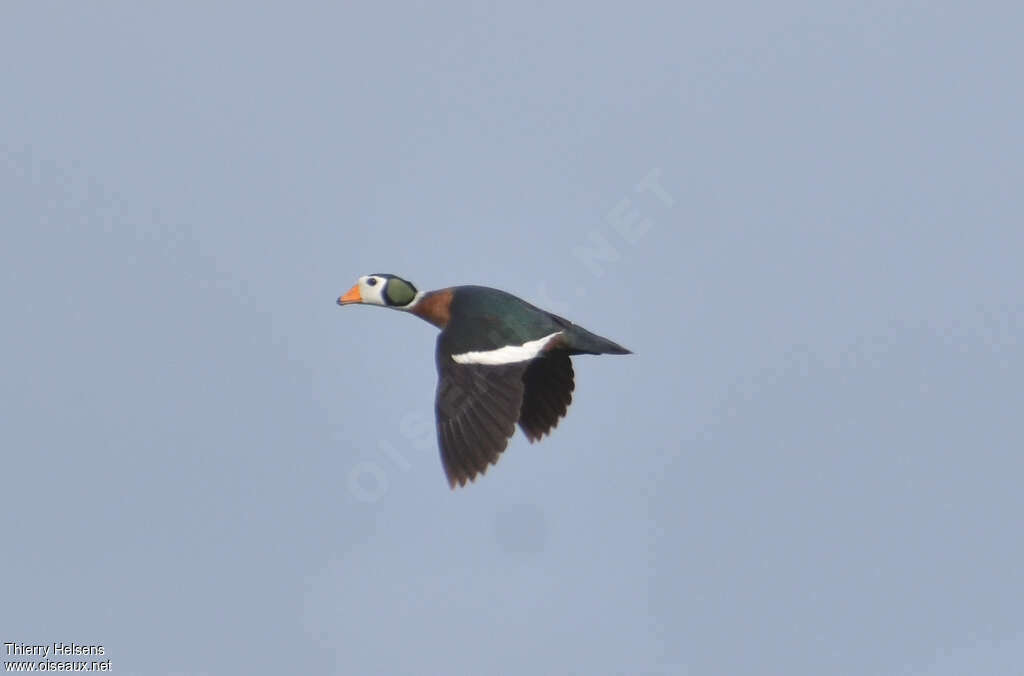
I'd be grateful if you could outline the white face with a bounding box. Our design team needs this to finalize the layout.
[356,275,390,306]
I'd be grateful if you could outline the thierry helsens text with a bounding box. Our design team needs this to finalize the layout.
[5,643,105,657]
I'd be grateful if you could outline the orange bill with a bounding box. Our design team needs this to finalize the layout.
[337,284,363,305]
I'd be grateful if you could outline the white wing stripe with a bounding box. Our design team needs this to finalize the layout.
[451,331,562,365]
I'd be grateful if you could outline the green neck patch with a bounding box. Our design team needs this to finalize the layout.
[385,278,417,306]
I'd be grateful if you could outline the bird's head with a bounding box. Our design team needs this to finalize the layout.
[337,274,420,309]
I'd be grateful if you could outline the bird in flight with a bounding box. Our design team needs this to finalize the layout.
[338,274,631,488]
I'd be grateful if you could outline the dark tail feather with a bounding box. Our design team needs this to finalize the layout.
[564,324,632,355]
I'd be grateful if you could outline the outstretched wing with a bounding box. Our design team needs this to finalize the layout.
[435,358,527,488]
[434,306,569,488]
[518,350,575,442]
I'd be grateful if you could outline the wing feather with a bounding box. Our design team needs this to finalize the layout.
[518,351,575,442]
[435,359,526,487]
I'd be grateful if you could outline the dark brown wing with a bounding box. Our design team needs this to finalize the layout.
[435,359,526,488]
[518,350,575,442]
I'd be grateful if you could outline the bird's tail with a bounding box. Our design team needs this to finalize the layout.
[563,324,632,355]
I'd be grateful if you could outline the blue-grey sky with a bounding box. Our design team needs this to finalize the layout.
[3,3,1022,675]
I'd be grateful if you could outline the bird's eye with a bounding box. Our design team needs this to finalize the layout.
[366,278,378,287]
